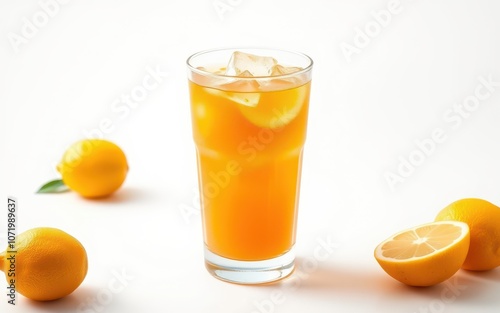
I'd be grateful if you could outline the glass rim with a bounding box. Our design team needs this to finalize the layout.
[186,47,313,81]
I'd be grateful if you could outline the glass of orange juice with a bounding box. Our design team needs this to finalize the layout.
[187,48,313,284]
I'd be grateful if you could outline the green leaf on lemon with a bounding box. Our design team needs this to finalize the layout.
[36,179,69,194]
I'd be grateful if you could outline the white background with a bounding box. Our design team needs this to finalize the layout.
[1,0,500,312]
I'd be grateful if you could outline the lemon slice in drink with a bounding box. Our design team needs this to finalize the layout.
[238,82,307,129]
[204,80,307,129]
[374,221,470,286]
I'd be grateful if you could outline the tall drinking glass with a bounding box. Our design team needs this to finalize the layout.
[187,48,313,284]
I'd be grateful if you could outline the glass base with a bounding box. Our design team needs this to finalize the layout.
[204,245,295,285]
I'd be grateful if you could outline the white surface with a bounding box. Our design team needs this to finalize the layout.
[1,0,500,312]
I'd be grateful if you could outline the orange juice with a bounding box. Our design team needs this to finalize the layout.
[189,79,311,261]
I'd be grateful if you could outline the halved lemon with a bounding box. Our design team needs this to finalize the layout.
[374,221,470,287]
[435,198,500,271]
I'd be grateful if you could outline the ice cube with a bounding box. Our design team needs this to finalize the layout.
[203,51,305,106]
[271,65,302,76]
[253,64,305,90]
[192,66,227,86]
[225,51,278,77]
[197,66,226,75]
[237,70,253,77]
[204,77,261,107]
[199,62,261,107]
